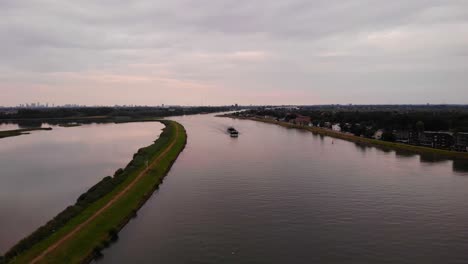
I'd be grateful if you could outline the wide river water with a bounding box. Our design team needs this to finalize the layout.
[0,122,164,253]
[94,114,468,264]
[0,123,19,131]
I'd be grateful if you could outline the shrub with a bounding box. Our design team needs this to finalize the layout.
[92,245,104,260]
[108,228,119,242]
[131,209,138,218]
[100,239,111,249]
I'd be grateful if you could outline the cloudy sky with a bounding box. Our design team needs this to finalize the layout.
[1,0,467,106]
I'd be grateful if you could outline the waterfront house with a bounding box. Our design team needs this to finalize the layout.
[332,124,341,132]
[418,132,433,147]
[455,132,468,152]
[422,131,454,149]
[373,129,384,140]
[291,115,311,126]
[394,130,408,143]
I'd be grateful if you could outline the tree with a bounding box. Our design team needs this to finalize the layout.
[382,131,396,142]
[416,121,425,132]
[350,124,364,136]
[108,228,119,242]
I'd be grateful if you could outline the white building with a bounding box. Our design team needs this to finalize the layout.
[332,124,341,132]
[373,129,384,140]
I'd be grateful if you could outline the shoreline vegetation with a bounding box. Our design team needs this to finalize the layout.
[221,114,468,160]
[58,123,81,127]
[0,128,52,139]
[1,120,187,264]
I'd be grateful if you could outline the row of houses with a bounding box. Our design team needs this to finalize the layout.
[291,115,312,126]
[253,113,468,152]
[393,131,468,151]
[365,129,468,152]
[286,115,468,152]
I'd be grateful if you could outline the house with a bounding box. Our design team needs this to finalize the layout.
[394,130,411,143]
[454,132,468,152]
[291,115,311,126]
[373,129,384,140]
[394,130,419,144]
[418,132,433,147]
[422,131,454,149]
[332,124,341,132]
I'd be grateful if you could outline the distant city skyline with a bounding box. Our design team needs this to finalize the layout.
[1,1,468,106]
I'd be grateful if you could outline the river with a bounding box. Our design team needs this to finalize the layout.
[0,123,19,131]
[0,122,164,253]
[93,113,468,264]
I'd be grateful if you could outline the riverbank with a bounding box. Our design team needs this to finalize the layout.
[222,115,468,160]
[0,128,52,139]
[3,120,187,264]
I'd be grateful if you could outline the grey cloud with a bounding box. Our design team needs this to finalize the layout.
[0,0,467,105]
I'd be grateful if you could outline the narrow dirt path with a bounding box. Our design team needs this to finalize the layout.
[31,123,180,264]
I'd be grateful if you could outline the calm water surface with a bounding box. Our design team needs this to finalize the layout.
[96,114,468,264]
[0,123,19,131]
[0,122,164,253]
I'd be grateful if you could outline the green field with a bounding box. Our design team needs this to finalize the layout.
[4,120,186,264]
[228,116,468,160]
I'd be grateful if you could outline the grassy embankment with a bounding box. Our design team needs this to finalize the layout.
[4,120,186,264]
[225,115,468,160]
[0,128,52,139]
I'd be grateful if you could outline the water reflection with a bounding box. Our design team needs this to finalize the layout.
[353,142,369,154]
[453,159,468,174]
[419,152,451,164]
[394,149,417,159]
[352,141,468,173]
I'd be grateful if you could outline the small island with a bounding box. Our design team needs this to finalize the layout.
[0,127,53,139]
